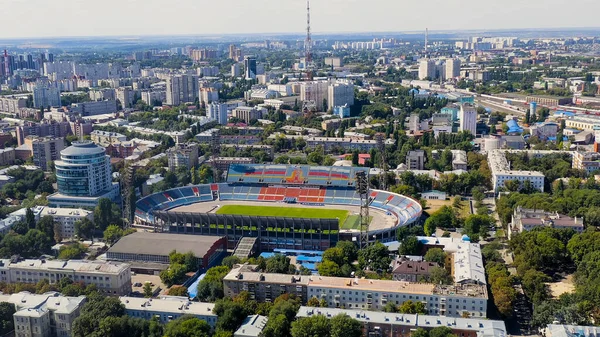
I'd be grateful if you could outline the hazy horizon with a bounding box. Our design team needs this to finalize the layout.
[3,0,600,39]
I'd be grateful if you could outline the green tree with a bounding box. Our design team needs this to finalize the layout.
[306,297,320,307]
[197,266,230,302]
[291,315,330,337]
[335,241,358,263]
[398,300,427,314]
[164,315,211,337]
[399,236,423,256]
[25,208,35,229]
[424,248,446,266]
[412,329,430,337]
[322,247,346,266]
[428,266,453,285]
[0,302,15,335]
[222,256,241,269]
[358,241,391,273]
[168,286,189,297]
[72,295,126,337]
[330,314,362,337]
[36,216,56,243]
[317,260,342,277]
[430,326,458,337]
[94,198,121,231]
[75,217,95,240]
[143,283,153,298]
[266,255,294,274]
[103,225,124,245]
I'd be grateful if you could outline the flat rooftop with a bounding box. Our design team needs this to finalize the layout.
[108,232,224,258]
[0,259,129,275]
[120,296,216,316]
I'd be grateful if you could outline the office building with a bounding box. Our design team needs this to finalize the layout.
[459,104,477,136]
[445,58,461,79]
[509,206,584,239]
[327,82,354,110]
[167,142,199,170]
[24,136,64,171]
[418,59,435,80]
[297,307,506,337]
[41,207,93,240]
[6,292,86,337]
[334,105,350,118]
[224,264,488,317]
[33,84,61,108]
[107,232,226,270]
[0,259,131,295]
[244,56,257,80]
[232,106,266,123]
[166,74,199,106]
[49,141,120,208]
[406,150,425,170]
[120,297,217,326]
[71,100,118,116]
[208,102,228,125]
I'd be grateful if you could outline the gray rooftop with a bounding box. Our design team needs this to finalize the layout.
[60,141,105,156]
[108,232,224,258]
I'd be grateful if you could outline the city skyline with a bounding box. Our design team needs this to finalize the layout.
[2,0,600,39]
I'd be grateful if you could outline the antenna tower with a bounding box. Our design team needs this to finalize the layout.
[356,171,370,249]
[302,0,316,113]
[376,133,387,190]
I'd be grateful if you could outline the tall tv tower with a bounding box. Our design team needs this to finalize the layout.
[305,0,313,81]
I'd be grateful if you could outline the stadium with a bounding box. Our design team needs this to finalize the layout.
[134,164,422,251]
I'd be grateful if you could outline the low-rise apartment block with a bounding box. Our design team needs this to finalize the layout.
[40,207,93,240]
[223,264,488,318]
[297,307,507,337]
[488,150,545,193]
[509,206,584,239]
[0,259,131,295]
[120,296,217,326]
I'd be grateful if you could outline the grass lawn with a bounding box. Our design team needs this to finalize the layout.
[341,215,374,230]
[216,205,349,226]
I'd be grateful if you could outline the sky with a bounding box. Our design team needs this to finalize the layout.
[2,0,600,39]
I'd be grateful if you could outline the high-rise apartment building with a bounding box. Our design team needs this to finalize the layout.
[24,136,65,171]
[460,103,477,136]
[229,44,243,62]
[33,84,61,108]
[167,142,199,170]
[166,74,199,106]
[244,56,257,80]
[445,58,461,79]
[231,63,242,77]
[200,87,219,105]
[418,59,436,80]
[327,82,355,110]
[208,102,228,125]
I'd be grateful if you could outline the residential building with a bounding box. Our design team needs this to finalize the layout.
[327,82,355,110]
[488,150,545,193]
[235,315,269,337]
[49,141,120,208]
[406,150,425,170]
[166,74,199,106]
[107,232,226,270]
[231,63,242,77]
[16,120,70,146]
[197,66,219,77]
[232,106,266,123]
[90,130,127,146]
[459,104,477,136]
[71,100,118,116]
[224,264,488,317]
[296,307,506,337]
[408,114,421,133]
[190,48,217,61]
[0,97,26,114]
[391,259,437,282]
[41,207,93,240]
[33,84,61,108]
[0,259,131,295]
[268,134,392,153]
[300,81,329,111]
[445,58,461,79]
[0,148,15,166]
[509,206,584,239]
[324,57,343,68]
[544,324,600,337]
[8,292,86,337]
[244,56,257,80]
[116,87,133,108]
[321,119,342,131]
[167,142,199,170]
[24,136,65,171]
[572,151,600,174]
[419,59,435,80]
[208,102,228,125]
[120,297,217,326]
[200,87,219,105]
[450,150,468,171]
[141,174,163,196]
[229,45,243,62]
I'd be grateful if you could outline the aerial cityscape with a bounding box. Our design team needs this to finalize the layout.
[0,1,600,337]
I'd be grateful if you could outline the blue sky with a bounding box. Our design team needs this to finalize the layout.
[3,0,599,38]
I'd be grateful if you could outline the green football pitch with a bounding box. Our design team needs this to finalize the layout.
[216,205,364,229]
